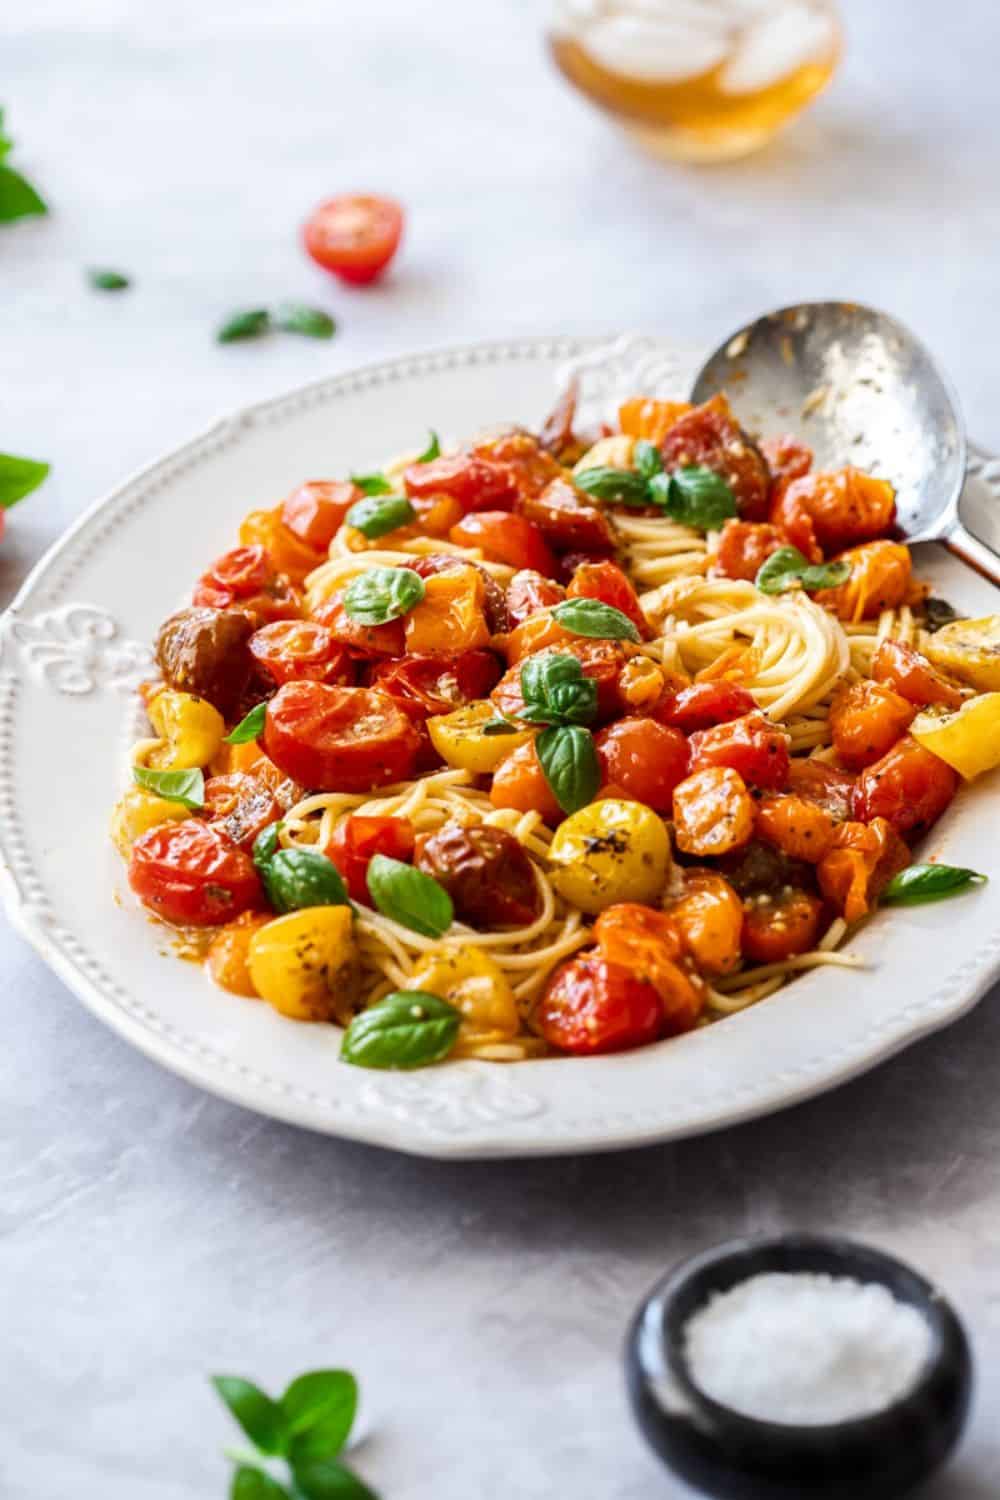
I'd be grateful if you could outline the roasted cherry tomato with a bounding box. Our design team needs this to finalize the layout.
[594,716,689,813]
[742,888,825,964]
[449,511,557,575]
[470,428,564,502]
[203,773,281,851]
[128,819,262,926]
[516,477,616,555]
[663,870,744,977]
[536,953,663,1055]
[370,649,502,721]
[815,541,914,623]
[761,433,813,493]
[653,680,757,733]
[264,681,421,792]
[786,759,855,821]
[566,558,648,636]
[415,822,540,929]
[404,454,516,514]
[619,398,692,444]
[489,738,562,825]
[673,767,754,856]
[712,520,787,582]
[829,679,915,770]
[326,814,415,905]
[491,639,627,724]
[771,468,896,557]
[281,481,361,552]
[238,507,324,588]
[303,193,403,285]
[688,712,791,790]
[505,570,565,627]
[193,545,274,610]
[817,817,910,924]
[249,619,355,687]
[851,736,959,838]
[660,395,771,521]
[593,904,704,1034]
[505,610,573,665]
[405,567,490,654]
[407,554,508,635]
[871,639,965,710]
[754,791,837,863]
[312,595,406,659]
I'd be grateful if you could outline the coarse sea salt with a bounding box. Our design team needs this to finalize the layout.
[684,1271,933,1425]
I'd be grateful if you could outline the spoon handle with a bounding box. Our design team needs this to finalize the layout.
[942,521,1000,589]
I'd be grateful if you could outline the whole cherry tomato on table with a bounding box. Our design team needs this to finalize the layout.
[281,481,362,552]
[536,953,664,1055]
[303,194,403,285]
[203,772,281,851]
[264,681,422,792]
[594,716,689,812]
[128,820,262,926]
[326,814,416,905]
[449,512,557,575]
[371,649,502,721]
[249,620,355,688]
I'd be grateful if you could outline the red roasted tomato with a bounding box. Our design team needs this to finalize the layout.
[303,193,403,285]
[470,428,564,502]
[449,512,557,575]
[326,814,416,905]
[566,559,648,636]
[505,569,565,627]
[871,639,964,710]
[312,595,407,660]
[771,467,896,556]
[203,773,281,851]
[404,454,516,513]
[653,680,757,733]
[594,717,690,812]
[712,520,787,582]
[761,433,813,493]
[281,481,361,552]
[536,954,663,1055]
[249,620,355,687]
[263,681,422,792]
[851,736,959,838]
[688,712,791,789]
[128,820,262,926]
[491,639,627,724]
[660,395,771,521]
[786,759,855,821]
[516,477,616,555]
[370,649,503,721]
[193,545,300,624]
[742,888,825,963]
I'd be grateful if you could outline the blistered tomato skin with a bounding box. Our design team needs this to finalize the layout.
[326,814,415,905]
[830,679,916,771]
[663,872,744,977]
[128,820,262,926]
[536,954,663,1055]
[281,481,361,551]
[547,799,672,914]
[249,620,355,687]
[871,639,965,710]
[505,570,565,627]
[654,681,756,734]
[404,454,516,513]
[687,713,791,790]
[517,477,617,555]
[712,520,787,582]
[203,772,281,851]
[371,649,502,722]
[660,395,771,521]
[851,736,959,838]
[449,512,557,575]
[594,717,689,813]
[817,817,910,923]
[491,639,627,724]
[593,903,705,1034]
[415,822,541,930]
[771,467,896,555]
[490,739,563,825]
[673,767,755,857]
[263,681,422,793]
[741,889,825,964]
[565,559,648,637]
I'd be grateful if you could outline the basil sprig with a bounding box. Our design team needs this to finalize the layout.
[575,451,737,532]
[132,764,205,809]
[349,472,394,496]
[88,267,131,291]
[252,824,349,914]
[366,854,453,938]
[415,430,441,463]
[225,702,267,744]
[0,108,47,222]
[881,863,987,906]
[345,494,416,539]
[0,452,49,508]
[574,466,650,507]
[518,653,598,727]
[551,598,640,643]
[274,303,336,339]
[343,566,424,626]
[756,546,851,596]
[341,991,460,1070]
[217,308,271,343]
[633,439,663,480]
[536,724,600,815]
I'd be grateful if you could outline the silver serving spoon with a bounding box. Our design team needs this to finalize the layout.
[690,300,1000,586]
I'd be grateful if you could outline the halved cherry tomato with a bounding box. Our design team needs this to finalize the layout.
[449,512,557,575]
[303,193,403,285]
[203,772,281,851]
[814,541,914,623]
[238,508,324,589]
[660,395,771,521]
[470,428,564,502]
[491,639,627,724]
[505,570,565,627]
[566,559,648,637]
[817,817,910,923]
[754,792,837,863]
[851,736,959,838]
[594,717,689,812]
[281,481,361,552]
[193,543,301,623]
[404,454,516,514]
[404,567,490,654]
[771,468,896,556]
[871,639,964,710]
[829,679,915,770]
[673,767,755,856]
[263,681,422,792]
[786,759,855,821]
[249,620,355,687]
[407,554,509,635]
[415,822,540,929]
[489,738,562,825]
[312,595,406,659]
[653,680,757,733]
[128,820,262,926]
[516,477,616,555]
[712,520,787,582]
[505,610,573,665]
[593,904,705,1034]
[406,493,465,538]
[370,649,502,721]
[663,870,744,977]
[326,814,415,905]
[536,953,663,1055]
[742,888,824,964]
[688,712,791,790]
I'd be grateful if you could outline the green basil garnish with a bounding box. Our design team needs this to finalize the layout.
[415,430,441,463]
[551,598,640,643]
[881,863,987,906]
[349,471,394,496]
[482,717,521,736]
[649,465,738,531]
[217,308,271,343]
[345,494,416,539]
[88,268,130,291]
[0,111,47,222]
[343,566,424,626]
[231,1466,289,1499]
[0,452,49,508]
[574,466,651,508]
[132,764,205,809]
[252,821,284,871]
[274,303,336,339]
[261,848,350,915]
[518,653,598,727]
[633,439,664,479]
[365,854,453,938]
[536,724,599,815]
[756,546,852,596]
[225,702,268,744]
[341,991,460,1070]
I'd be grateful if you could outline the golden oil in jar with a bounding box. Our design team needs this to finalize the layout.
[549,1,842,163]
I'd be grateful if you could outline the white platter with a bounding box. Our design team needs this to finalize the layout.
[2,334,999,1159]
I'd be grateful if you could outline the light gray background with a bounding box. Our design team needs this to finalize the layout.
[4,3,1000,1495]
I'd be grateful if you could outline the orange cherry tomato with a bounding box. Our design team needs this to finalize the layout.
[786,759,855,821]
[238,507,323,588]
[618,398,692,444]
[404,493,465,538]
[281,481,361,552]
[817,816,910,924]
[449,511,557,575]
[505,610,574,665]
[673,767,755,857]
[594,716,690,813]
[404,567,490,655]
[312,595,407,660]
[536,953,664,1055]
[871,639,964,710]
[851,736,959,838]
[712,520,787,582]
[688,712,791,790]
[761,433,813,492]
[815,541,913,623]
[403,454,516,514]
[505,569,565,627]
[653,680,757,733]
[771,468,896,556]
[303,193,403,285]
[566,558,648,637]
[593,903,705,1035]
[129,820,262,927]
[742,888,825,964]
[207,912,271,996]
[370,649,502,721]
[754,792,837,863]
[660,395,771,521]
[491,639,627,724]
[516,477,616,555]
[249,620,355,688]
[263,682,422,793]
[326,814,416,905]
[829,679,915,770]
[663,870,744,977]
[489,738,562,825]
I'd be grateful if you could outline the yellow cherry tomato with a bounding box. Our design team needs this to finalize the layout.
[144,689,225,770]
[572,434,635,475]
[247,906,357,1022]
[410,944,520,1052]
[110,786,190,856]
[427,701,534,774]
[910,693,1000,780]
[547,798,672,915]
[925,616,1000,692]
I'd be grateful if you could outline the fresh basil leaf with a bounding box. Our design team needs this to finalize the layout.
[225,702,268,744]
[924,596,960,633]
[275,303,336,340]
[366,855,453,938]
[212,1376,285,1454]
[253,820,284,871]
[349,472,393,496]
[551,598,640,643]
[344,495,415,540]
[0,452,49,509]
[519,652,598,727]
[132,764,205,810]
[535,724,599,815]
[415,430,441,464]
[756,546,850,596]
[341,990,460,1070]
[343,566,424,626]
[218,308,271,343]
[291,1456,378,1500]
[798,559,851,591]
[651,466,737,531]
[281,1370,357,1463]
[573,466,651,508]
[262,848,350,915]
[633,440,663,480]
[482,718,521,736]
[0,163,47,222]
[87,267,130,291]
[231,1467,291,1500]
[881,863,987,906]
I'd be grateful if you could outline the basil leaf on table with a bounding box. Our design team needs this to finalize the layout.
[87,268,130,291]
[756,546,851,596]
[341,991,460,1070]
[573,466,651,508]
[0,452,50,508]
[536,724,599,815]
[281,1369,358,1464]
[414,430,441,464]
[551,598,640,643]
[291,1456,378,1500]
[343,566,425,626]
[230,1468,291,1500]
[211,1376,285,1455]
[225,702,268,744]
[262,849,350,915]
[217,308,271,343]
[349,472,394,496]
[519,653,598,727]
[881,863,987,906]
[344,495,415,540]
[649,465,737,531]
[365,854,453,937]
[633,439,664,480]
[0,164,47,221]
[132,764,205,810]
[274,303,336,340]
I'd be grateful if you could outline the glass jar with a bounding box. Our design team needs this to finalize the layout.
[549,1,843,164]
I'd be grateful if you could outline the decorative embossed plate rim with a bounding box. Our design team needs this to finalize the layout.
[2,334,999,1159]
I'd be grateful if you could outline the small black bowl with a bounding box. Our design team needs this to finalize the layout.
[625,1235,972,1500]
